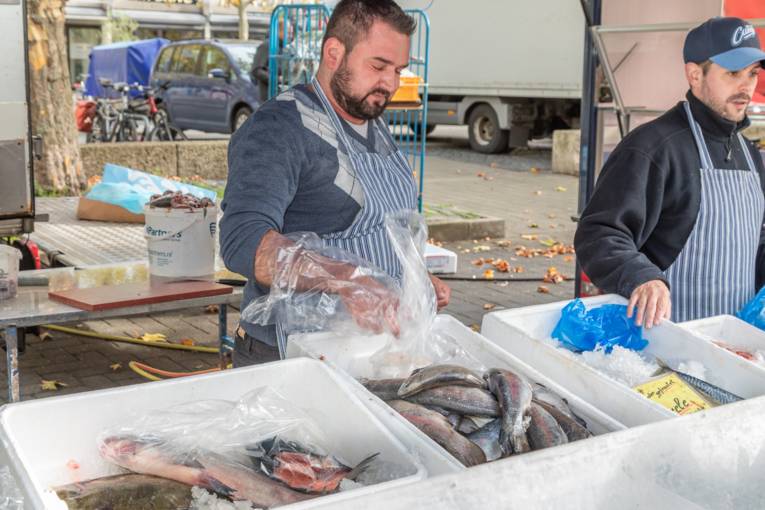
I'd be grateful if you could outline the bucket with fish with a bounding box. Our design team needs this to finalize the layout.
[680,314,765,371]
[288,314,626,468]
[481,294,765,427]
[0,358,432,509]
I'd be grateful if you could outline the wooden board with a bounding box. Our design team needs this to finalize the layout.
[49,280,233,311]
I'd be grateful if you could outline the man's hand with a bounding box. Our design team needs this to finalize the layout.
[429,274,451,310]
[338,275,400,336]
[627,280,671,328]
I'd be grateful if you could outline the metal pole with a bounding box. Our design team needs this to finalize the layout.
[575,0,601,298]
[5,326,19,402]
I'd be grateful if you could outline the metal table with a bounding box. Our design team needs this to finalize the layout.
[0,287,242,403]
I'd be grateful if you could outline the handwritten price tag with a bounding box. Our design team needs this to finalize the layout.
[634,373,713,415]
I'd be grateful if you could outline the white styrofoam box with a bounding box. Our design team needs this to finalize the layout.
[319,395,765,510]
[481,295,765,427]
[424,243,457,274]
[0,358,427,510]
[680,315,765,367]
[287,314,627,468]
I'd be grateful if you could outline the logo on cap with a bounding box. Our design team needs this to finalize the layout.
[732,25,756,46]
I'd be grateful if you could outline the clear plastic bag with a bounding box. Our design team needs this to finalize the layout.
[0,466,23,510]
[738,286,765,331]
[551,299,648,353]
[95,387,369,504]
[241,210,485,378]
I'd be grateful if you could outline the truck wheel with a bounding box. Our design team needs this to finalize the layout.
[468,104,509,154]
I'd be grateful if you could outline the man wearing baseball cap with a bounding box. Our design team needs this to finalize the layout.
[575,17,765,326]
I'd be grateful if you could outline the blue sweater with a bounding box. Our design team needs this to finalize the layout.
[220,84,394,345]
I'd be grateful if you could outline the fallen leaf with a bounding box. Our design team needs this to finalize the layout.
[483,303,496,311]
[530,167,540,174]
[514,266,525,273]
[534,190,543,196]
[521,234,539,241]
[109,363,122,371]
[485,176,495,181]
[528,223,539,229]
[39,331,52,342]
[555,186,568,192]
[544,267,565,284]
[477,172,486,178]
[471,258,485,266]
[470,324,481,332]
[537,286,551,294]
[548,213,557,219]
[483,269,495,280]
[495,239,512,248]
[472,245,492,253]
[490,162,498,169]
[493,259,510,272]
[205,305,219,314]
[462,249,471,254]
[485,237,492,241]
[140,333,168,343]
[539,238,557,247]
[564,256,574,263]
[40,379,67,391]
[180,339,195,346]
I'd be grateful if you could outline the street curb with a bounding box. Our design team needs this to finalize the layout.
[426,217,505,242]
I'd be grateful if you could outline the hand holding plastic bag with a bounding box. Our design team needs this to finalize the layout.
[552,299,648,353]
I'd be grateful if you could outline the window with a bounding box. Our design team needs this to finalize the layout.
[225,44,259,75]
[154,47,176,74]
[172,45,201,74]
[200,46,230,76]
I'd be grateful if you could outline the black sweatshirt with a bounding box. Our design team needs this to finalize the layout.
[575,91,765,298]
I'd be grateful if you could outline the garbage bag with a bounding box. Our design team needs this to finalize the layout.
[551,299,647,353]
[738,286,765,331]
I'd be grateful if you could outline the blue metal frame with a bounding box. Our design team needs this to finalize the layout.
[268,4,331,99]
[267,6,430,213]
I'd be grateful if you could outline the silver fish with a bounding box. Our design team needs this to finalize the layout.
[407,385,500,417]
[534,400,593,442]
[398,364,486,398]
[526,403,569,450]
[655,357,743,405]
[456,415,480,435]
[486,368,533,455]
[389,399,487,467]
[532,383,588,428]
[466,419,503,462]
[360,378,406,401]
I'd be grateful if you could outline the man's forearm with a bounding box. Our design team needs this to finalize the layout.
[254,230,358,292]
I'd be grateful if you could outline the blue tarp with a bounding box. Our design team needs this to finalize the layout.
[84,38,169,98]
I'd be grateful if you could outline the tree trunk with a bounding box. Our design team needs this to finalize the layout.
[238,2,249,41]
[27,0,84,194]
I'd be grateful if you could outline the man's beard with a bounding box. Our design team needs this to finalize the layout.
[701,81,750,122]
[330,60,391,120]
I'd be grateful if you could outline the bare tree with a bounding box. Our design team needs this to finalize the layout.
[27,0,84,193]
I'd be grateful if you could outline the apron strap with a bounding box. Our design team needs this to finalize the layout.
[311,77,360,158]
[683,101,714,171]
[738,132,758,175]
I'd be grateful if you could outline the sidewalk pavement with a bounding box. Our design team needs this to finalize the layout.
[0,150,580,402]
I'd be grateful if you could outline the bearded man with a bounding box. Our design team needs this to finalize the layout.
[220,0,450,366]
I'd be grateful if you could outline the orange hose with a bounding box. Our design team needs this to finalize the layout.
[129,361,221,379]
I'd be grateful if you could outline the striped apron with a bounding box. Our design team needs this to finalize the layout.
[664,101,764,322]
[274,78,418,355]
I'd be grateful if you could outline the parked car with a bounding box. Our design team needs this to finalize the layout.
[150,39,263,134]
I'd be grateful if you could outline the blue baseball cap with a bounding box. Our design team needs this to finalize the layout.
[684,17,765,71]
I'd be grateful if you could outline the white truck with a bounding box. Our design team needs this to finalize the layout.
[399,0,585,153]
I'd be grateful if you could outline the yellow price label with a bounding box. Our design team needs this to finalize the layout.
[634,373,713,416]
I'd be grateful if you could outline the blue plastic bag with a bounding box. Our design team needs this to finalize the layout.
[86,164,217,214]
[737,286,765,331]
[551,299,648,353]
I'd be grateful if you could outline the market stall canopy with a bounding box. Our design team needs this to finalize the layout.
[84,38,168,98]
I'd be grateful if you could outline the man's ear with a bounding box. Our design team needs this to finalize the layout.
[322,37,346,72]
[685,62,704,90]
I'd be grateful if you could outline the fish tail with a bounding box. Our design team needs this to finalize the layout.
[347,452,380,480]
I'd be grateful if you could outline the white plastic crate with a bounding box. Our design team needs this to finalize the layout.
[481,295,765,427]
[317,395,765,510]
[0,358,427,509]
[680,314,765,370]
[424,244,457,274]
[287,314,626,468]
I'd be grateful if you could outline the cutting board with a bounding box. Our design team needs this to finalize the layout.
[49,280,233,311]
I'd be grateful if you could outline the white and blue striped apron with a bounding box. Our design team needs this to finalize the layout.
[664,101,764,322]
[275,78,418,355]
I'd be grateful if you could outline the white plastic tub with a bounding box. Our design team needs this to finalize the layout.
[680,315,765,370]
[287,314,626,468]
[319,396,765,510]
[481,295,765,427]
[0,358,427,509]
[143,205,217,278]
[0,244,22,300]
